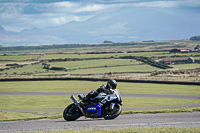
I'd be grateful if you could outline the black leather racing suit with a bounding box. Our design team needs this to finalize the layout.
[83,84,114,102]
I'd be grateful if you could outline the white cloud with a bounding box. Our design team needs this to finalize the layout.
[51,17,67,25]
[178,0,200,7]
[53,1,79,8]
[75,4,107,12]
[133,1,178,8]
[130,0,200,8]
[74,16,80,21]
[0,1,83,31]
[0,0,200,32]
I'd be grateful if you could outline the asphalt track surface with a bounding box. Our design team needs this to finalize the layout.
[1,113,200,132]
[1,92,200,132]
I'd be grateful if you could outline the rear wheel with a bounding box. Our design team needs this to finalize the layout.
[63,103,81,121]
[103,103,122,120]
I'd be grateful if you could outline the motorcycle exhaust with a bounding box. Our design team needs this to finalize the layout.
[70,95,85,116]
[70,95,78,105]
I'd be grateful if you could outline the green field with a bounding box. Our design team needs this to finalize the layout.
[0,58,159,75]
[0,48,199,82]
[40,52,167,60]
[0,80,200,121]
[0,41,200,122]
[66,65,159,74]
[41,53,116,60]
[0,64,46,74]
[1,80,199,119]
[0,54,40,61]
[1,95,199,110]
[48,59,141,69]
[0,61,39,69]
[169,63,200,69]
[1,81,200,95]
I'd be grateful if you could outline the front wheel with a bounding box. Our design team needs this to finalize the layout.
[63,103,81,121]
[103,103,122,120]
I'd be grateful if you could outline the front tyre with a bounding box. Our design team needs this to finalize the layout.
[103,103,122,120]
[63,103,81,121]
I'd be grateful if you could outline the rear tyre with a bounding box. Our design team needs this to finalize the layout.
[63,103,81,121]
[103,103,122,120]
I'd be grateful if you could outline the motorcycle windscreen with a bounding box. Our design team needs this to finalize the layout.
[115,89,123,105]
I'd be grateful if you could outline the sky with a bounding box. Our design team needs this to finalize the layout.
[0,0,200,32]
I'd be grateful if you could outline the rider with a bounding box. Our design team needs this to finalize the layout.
[82,79,117,103]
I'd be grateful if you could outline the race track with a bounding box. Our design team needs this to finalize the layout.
[1,112,200,132]
[0,92,200,132]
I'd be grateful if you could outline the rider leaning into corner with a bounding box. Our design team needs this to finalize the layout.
[63,79,122,121]
[82,79,118,104]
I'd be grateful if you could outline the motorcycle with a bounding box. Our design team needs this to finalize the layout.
[63,89,123,121]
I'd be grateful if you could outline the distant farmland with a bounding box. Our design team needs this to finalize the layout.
[0,40,199,82]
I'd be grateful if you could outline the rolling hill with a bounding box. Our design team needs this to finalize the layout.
[1,7,200,46]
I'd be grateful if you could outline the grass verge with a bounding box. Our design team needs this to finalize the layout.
[1,107,200,122]
[37,127,200,133]
[0,111,46,121]
[1,95,199,110]
[0,111,62,122]
[1,81,200,95]
[122,107,200,114]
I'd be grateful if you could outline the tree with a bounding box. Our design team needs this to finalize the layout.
[103,40,113,43]
[190,36,200,41]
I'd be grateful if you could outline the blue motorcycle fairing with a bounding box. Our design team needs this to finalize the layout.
[86,103,103,116]
[110,102,116,109]
[85,89,123,117]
